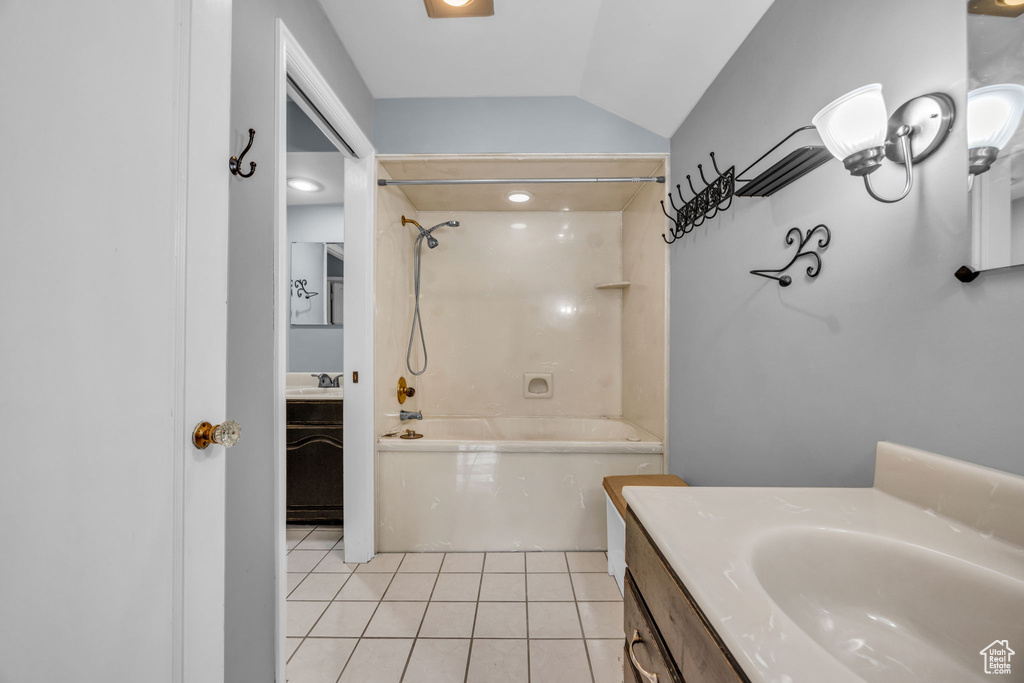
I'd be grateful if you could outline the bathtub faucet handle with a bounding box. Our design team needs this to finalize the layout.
[399,410,423,421]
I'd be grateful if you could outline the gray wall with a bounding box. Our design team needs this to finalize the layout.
[668,0,1024,487]
[374,96,669,154]
[226,2,372,681]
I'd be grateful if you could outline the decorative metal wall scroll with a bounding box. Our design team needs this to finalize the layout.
[750,224,831,287]
[292,279,319,299]
[229,128,257,178]
[660,152,735,244]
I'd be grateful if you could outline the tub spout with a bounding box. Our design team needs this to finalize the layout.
[400,410,423,421]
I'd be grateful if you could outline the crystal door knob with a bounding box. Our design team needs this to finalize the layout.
[193,420,242,450]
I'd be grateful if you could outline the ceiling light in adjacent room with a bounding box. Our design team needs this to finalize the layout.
[442,0,472,5]
[506,191,532,203]
[288,177,323,192]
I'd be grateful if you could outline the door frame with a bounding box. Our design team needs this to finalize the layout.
[172,0,232,681]
[273,19,377,680]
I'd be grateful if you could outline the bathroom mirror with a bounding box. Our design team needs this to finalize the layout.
[966,6,1024,275]
[290,242,344,326]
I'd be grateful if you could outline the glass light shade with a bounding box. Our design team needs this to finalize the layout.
[812,83,889,161]
[967,84,1024,151]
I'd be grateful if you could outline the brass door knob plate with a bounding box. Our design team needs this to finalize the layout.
[397,376,416,404]
[193,420,242,450]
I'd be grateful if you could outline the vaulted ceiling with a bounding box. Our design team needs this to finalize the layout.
[319,0,776,138]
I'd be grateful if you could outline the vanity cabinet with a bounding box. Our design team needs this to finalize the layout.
[624,508,748,683]
[286,400,343,525]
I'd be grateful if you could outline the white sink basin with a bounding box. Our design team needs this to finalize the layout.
[751,527,1024,682]
[285,387,344,399]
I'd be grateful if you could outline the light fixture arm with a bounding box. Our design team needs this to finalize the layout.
[863,128,914,204]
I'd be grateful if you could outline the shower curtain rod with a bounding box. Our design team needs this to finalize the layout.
[377,176,666,186]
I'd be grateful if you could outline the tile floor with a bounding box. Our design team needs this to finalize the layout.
[286,525,625,683]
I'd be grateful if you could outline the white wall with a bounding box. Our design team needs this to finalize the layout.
[226,2,373,681]
[0,1,183,680]
[668,0,1024,485]
[374,96,669,154]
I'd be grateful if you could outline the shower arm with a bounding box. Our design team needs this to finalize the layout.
[380,176,666,186]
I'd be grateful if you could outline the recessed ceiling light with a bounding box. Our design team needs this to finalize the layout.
[511,223,527,230]
[506,191,533,203]
[423,0,493,18]
[288,178,323,192]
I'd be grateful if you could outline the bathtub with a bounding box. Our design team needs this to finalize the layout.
[376,417,663,551]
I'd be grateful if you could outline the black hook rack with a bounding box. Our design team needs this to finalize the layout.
[661,152,735,244]
[229,128,257,178]
[292,279,319,299]
[750,224,831,287]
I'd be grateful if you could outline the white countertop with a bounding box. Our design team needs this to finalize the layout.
[622,444,1024,683]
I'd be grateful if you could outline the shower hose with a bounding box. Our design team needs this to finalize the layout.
[406,231,429,376]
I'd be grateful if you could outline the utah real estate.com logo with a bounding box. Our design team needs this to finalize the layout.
[980,640,1014,675]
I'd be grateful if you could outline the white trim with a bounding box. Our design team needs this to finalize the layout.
[275,20,377,683]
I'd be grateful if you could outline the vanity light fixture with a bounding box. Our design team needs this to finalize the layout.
[506,191,532,203]
[812,83,954,203]
[966,84,1024,178]
[287,177,323,192]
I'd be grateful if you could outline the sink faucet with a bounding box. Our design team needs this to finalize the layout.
[311,373,341,388]
[399,410,423,421]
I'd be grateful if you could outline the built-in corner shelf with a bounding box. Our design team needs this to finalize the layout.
[594,281,630,290]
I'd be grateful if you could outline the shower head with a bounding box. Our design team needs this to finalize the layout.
[426,235,439,249]
[419,220,459,248]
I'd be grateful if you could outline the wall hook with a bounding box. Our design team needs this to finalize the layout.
[229,128,257,178]
[750,224,831,287]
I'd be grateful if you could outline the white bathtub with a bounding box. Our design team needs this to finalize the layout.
[377,417,663,551]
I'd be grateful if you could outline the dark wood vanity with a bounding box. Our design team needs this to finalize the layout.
[624,508,748,683]
[286,399,344,525]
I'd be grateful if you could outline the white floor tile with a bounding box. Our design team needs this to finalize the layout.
[529,639,593,683]
[286,637,303,661]
[363,601,427,638]
[287,573,307,596]
[466,639,530,683]
[418,601,477,638]
[286,638,357,683]
[484,552,525,573]
[383,573,437,601]
[334,573,393,601]
[289,573,349,601]
[402,638,471,683]
[287,528,313,550]
[441,552,485,573]
[431,573,482,601]
[473,602,527,639]
[288,550,329,574]
[578,602,624,640]
[337,638,413,683]
[398,553,444,573]
[566,552,608,573]
[526,552,568,573]
[286,601,329,637]
[587,639,624,683]
[479,573,526,601]
[527,573,575,601]
[354,553,405,573]
[570,573,622,601]
[295,529,344,550]
[312,549,357,573]
[527,602,582,639]
[309,601,378,638]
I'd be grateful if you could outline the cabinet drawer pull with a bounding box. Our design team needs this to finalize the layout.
[628,629,659,683]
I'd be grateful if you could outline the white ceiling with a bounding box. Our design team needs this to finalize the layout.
[319,0,775,137]
[287,152,346,205]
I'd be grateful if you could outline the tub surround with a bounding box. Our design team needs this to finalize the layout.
[623,442,1024,683]
[377,417,662,552]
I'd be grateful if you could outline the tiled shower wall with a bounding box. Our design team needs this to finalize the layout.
[621,162,668,440]
[375,164,421,436]
[409,211,623,418]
